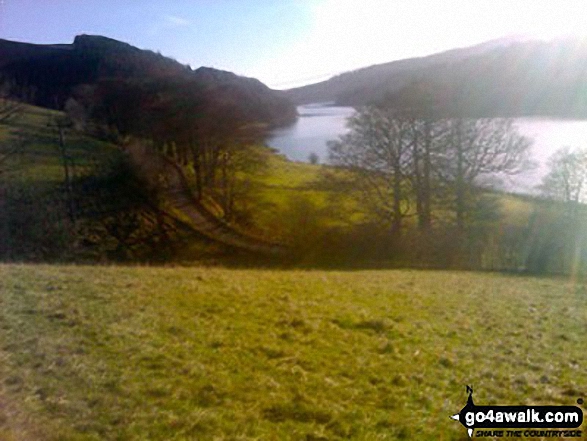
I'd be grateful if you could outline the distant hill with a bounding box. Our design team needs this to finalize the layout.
[0,34,296,127]
[284,37,587,118]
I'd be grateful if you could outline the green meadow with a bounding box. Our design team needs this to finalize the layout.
[1,265,585,440]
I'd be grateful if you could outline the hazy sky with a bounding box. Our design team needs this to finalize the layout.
[2,0,587,89]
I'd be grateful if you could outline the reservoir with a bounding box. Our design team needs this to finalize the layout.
[267,104,587,193]
[267,104,355,163]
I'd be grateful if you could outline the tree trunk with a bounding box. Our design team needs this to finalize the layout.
[57,123,76,224]
[455,119,466,231]
[392,161,402,234]
[190,139,203,201]
[411,120,424,229]
[420,119,432,230]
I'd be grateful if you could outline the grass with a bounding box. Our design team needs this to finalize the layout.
[0,103,115,186]
[1,265,586,440]
[246,149,368,239]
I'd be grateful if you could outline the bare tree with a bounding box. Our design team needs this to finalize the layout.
[328,107,412,233]
[48,115,77,223]
[539,147,587,206]
[213,142,268,223]
[437,118,532,230]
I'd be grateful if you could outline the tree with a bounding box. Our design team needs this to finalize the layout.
[69,73,284,256]
[48,115,77,223]
[328,106,413,234]
[308,152,319,165]
[386,79,533,230]
[73,153,184,261]
[539,147,587,206]
[212,140,268,223]
[437,118,531,230]
[521,147,587,275]
[405,116,443,230]
[382,79,446,230]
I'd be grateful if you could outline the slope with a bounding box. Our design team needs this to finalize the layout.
[284,37,587,118]
[0,34,296,127]
[1,265,585,439]
[283,37,525,105]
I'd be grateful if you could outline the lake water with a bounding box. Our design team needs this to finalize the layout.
[267,104,587,193]
[267,104,355,162]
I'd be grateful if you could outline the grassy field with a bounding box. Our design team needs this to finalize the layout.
[1,265,586,440]
[0,104,115,185]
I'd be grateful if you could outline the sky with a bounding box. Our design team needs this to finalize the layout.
[2,0,587,89]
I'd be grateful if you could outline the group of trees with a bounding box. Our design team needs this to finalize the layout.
[327,105,532,234]
[69,75,274,225]
[321,102,587,275]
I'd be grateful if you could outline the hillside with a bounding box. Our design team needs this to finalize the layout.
[0,102,325,262]
[0,35,297,127]
[0,102,578,270]
[284,37,520,105]
[284,37,587,117]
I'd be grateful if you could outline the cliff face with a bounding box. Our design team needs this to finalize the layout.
[0,35,296,127]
